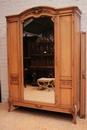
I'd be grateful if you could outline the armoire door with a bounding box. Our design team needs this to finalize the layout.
[80,32,86,117]
[7,17,20,106]
[55,13,73,110]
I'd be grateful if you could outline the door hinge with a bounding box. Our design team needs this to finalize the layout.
[82,71,86,79]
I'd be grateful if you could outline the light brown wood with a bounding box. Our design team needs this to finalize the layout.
[80,32,86,118]
[58,14,73,110]
[7,17,20,102]
[6,6,86,124]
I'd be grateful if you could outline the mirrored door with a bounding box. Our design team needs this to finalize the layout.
[22,16,55,104]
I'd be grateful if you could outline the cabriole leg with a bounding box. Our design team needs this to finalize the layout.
[8,98,13,112]
[72,105,77,124]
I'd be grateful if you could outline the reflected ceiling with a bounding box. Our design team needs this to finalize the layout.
[23,16,53,35]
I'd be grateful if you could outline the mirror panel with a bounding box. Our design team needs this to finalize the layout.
[22,16,55,103]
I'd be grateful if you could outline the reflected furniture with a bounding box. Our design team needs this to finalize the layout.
[37,78,55,91]
[23,37,54,87]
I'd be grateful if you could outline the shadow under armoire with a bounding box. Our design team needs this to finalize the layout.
[6,6,86,124]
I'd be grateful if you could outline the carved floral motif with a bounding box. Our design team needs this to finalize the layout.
[10,74,19,85]
[32,7,42,14]
[25,7,55,16]
[60,81,72,86]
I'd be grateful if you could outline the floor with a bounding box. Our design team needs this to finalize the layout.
[24,85,55,103]
[0,103,87,130]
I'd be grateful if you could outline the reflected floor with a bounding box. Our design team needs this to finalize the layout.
[24,85,55,103]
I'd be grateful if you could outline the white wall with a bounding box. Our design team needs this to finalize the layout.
[0,0,87,113]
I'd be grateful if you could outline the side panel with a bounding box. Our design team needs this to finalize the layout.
[56,14,73,109]
[7,18,20,100]
[80,32,86,117]
[73,13,81,110]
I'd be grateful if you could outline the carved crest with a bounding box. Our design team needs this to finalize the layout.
[32,7,42,14]
[24,7,55,17]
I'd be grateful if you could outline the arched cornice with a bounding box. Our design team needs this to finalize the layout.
[20,6,56,21]
[6,6,82,19]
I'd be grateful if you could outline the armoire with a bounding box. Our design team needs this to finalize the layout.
[6,6,86,124]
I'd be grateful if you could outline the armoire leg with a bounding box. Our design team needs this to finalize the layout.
[8,98,13,112]
[72,105,77,124]
[8,102,11,112]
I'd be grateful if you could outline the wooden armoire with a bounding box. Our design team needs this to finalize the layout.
[6,6,86,124]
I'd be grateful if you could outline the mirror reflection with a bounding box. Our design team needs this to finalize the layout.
[23,16,55,103]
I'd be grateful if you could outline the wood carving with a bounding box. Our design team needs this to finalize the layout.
[24,7,55,17]
[10,74,19,85]
[32,7,42,14]
[60,81,72,86]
